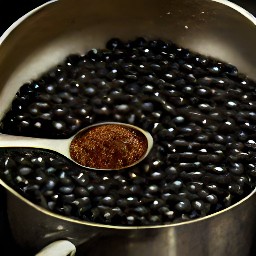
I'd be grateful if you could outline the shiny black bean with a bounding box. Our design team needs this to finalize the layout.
[106,38,124,50]
[18,166,32,176]
[59,177,73,186]
[126,185,142,196]
[197,154,223,164]
[206,194,218,204]
[187,182,203,193]
[205,165,227,174]
[59,186,74,195]
[229,163,244,175]
[163,180,183,193]
[101,195,116,207]
[149,171,165,180]
[175,199,191,212]
[146,185,159,194]
[150,199,165,210]
[61,194,76,203]
[134,206,149,216]
[73,197,91,210]
[228,184,243,195]
[71,173,89,186]
[172,116,185,124]
[180,171,203,180]
[172,139,189,150]
[178,162,200,171]
[157,128,176,140]
[165,166,178,179]
[44,178,57,190]
[192,200,205,211]
[206,184,226,195]
[198,103,213,113]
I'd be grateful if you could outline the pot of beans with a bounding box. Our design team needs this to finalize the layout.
[1,0,256,255]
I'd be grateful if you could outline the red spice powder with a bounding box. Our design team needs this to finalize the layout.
[69,124,148,169]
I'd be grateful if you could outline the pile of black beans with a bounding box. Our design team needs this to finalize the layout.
[1,37,256,226]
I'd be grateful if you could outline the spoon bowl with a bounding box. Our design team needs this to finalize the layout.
[0,122,153,170]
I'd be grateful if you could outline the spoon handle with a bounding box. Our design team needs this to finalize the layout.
[0,134,70,158]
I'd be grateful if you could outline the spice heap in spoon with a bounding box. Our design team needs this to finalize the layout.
[70,124,148,169]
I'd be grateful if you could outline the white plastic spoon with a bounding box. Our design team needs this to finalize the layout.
[0,122,153,170]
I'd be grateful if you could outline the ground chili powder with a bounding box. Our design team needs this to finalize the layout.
[69,124,148,169]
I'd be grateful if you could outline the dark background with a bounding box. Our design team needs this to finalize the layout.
[0,0,255,35]
[0,0,256,255]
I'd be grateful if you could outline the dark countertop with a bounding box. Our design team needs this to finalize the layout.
[0,1,256,255]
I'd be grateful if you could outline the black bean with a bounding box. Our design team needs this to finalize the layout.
[61,194,76,203]
[175,199,191,212]
[187,182,203,193]
[146,185,159,194]
[58,185,74,194]
[197,154,223,164]
[72,197,91,210]
[101,196,116,207]
[159,206,175,219]
[165,166,178,179]
[59,177,73,186]
[92,184,109,196]
[44,178,57,190]
[161,192,176,201]
[226,101,238,109]
[205,165,227,174]
[164,180,183,193]
[149,171,165,180]
[126,215,137,225]
[52,121,66,131]
[148,215,162,224]
[195,134,210,143]
[173,116,185,124]
[228,184,243,195]
[134,206,149,216]
[198,189,209,199]
[18,166,32,176]
[73,187,89,197]
[116,198,128,208]
[192,200,205,211]
[47,201,56,210]
[198,103,214,113]
[229,163,244,175]
[218,120,238,133]
[173,139,189,150]
[128,185,143,196]
[178,162,199,171]
[106,38,124,50]
[180,171,203,180]
[206,194,218,204]
[150,199,165,210]
[178,126,195,136]
[234,176,249,186]
[195,86,212,97]
[33,169,47,184]
[71,172,89,186]
[15,175,29,187]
